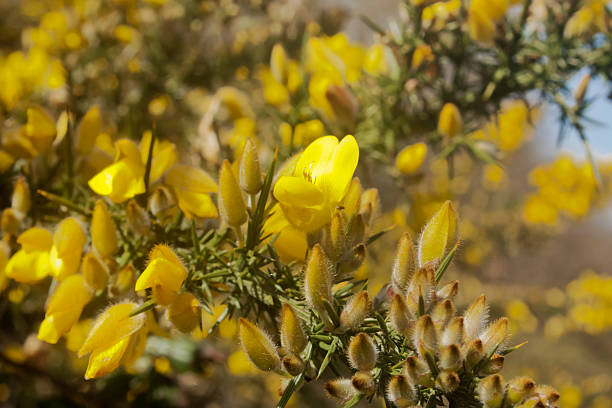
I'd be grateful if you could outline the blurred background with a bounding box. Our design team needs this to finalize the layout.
[0,0,611,407]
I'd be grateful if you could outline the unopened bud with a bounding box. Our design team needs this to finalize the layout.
[415,315,437,357]
[574,74,591,103]
[508,376,536,403]
[218,160,247,227]
[478,375,505,408]
[167,292,200,333]
[407,266,435,307]
[464,294,488,340]
[359,188,380,228]
[396,142,427,175]
[92,200,118,257]
[82,252,109,292]
[441,317,464,347]
[325,84,359,126]
[348,214,366,248]
[111,264,135,295]
[404,356,432,387]
[391,233,416,291]
[479,354,504,375]
[436,371,460,393]
[480,318,508,355]
[280,304,307,355]
[11,178,31,219]
[465,339,485,370]
[323,210,347,261]
[338,243,365,278]
[339,291,371,331]
[351,371,376,394]
[439,344,462,372]
[1,209,19,236]
[432,299,455,328]
[324,378,355,403]
[535,385,560,405]
[149,186,176,217]
[282,354,305,376]
[438,103,462,138]
[239,318,280,371]
[437,280,459,300]
[347,333,377,371]
[387,375,417,407]
[304,245,333,319]
[342,178,362,218]
[389,295,414,336]
[126,200,150,236]
[239,138,262,194]
[418,200,457,266]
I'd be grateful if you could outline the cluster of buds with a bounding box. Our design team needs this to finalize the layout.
[478,375,560,408]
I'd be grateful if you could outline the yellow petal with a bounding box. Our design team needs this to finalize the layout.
[78,302,145,357]
[273,176,325,207]
[91,200,118,257]
[396,142,427,175]
[88,159,145,203]
[294,135,338,181]
[84,335,131,379]
[135,257,187,292]
[320,135,359,204]
[76,106,101,155]
[5,250,51,283]
[165,164,217,194]
[17,227,53,252]
[140,131,177,183]
[173,189,218,219]
[53,217,86,257]
[25,106,56,153]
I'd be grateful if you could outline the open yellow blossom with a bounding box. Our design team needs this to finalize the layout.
[135,244,187,305]
[78,302,146,379]
[38,274,92,344]
[5,227,53,283]
[273,135,359,232]
[262,204,308,262]
[164,164,218,219]
[49,217,86,281]
[89,132,177,203]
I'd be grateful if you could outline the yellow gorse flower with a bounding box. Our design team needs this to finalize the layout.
[5,227,53,284]
[38,274,92,344]
[396,142,427,175]
[78,301,146,379]
[135,244,187,304]
[49,217,86,281]
[273,135,359,232]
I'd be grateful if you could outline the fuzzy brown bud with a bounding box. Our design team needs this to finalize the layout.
[11,178,30,220]
[391,233,416,291]
[508,376,536,403]
[480,318,508,355]
[415,315,438,357]
[282,354,305,376]
[324,379,356,403]
[126,200,150,236]
[342,178,362,218]
[478,375,505,408]
[436,371,460,393]
[304,245,333,320]
[441,317,464,347]
[347,333,377,371]
[464,294,488,340]
[351,371,376,395]
[387,375,417,407]
[439,344,462,372]
[280,304,307,355]
[389,295,414,336]
[339,291,371,331]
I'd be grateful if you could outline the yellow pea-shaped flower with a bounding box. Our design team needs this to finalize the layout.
[38,274,92,344]
[418,201,458,266]
[165,164,218,219]
[49,217,86,281]
[78,302,146,379]
[5,227,53,283]
[91,200,118,257]
[135,244,187,295]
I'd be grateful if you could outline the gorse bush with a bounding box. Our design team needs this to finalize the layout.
[0,0,611,406]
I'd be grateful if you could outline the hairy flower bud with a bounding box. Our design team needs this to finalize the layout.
[389,294,414,336]
[342,178,362,218]
[351,371,376,395]
[437,280,459,300]
[239,318,279,371]
[168,292,200,333]
[325,84,359,126]
[436,371,460,393]
[348,215,366,249]
[508,376,536,403]
[82,252,109,292]
[148,186,176,218]
[535,385,560,405]
[324,378,355,403]
[415,315,438,357]
[11,178,30,220]
[464,294,488,340]
[238,138,262,194]
[1,209,19,236]
[480,318,508,355]
[359,188,380,228]
[218,160,247,227]
[92,200,118,257]
[441,317,464,347]
[478,375,505,408]
[387,375,417,407]
[432,299,455,328]
[282,354,305,376]
[111,264,135,295]
[126,200,150,236]
[479,355,504,375]
[465,339,485,370]
[391,233,416,291]
[418,200,457,266]
[323,209,347,261]
[438,103,462,139]
[439,344,462,372]
[304,245,333,319]
[347,333,377,371]
[404,356,432,387]
[280,304,307,355]
[339,291,371,331]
